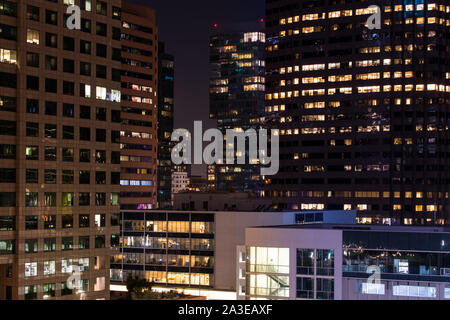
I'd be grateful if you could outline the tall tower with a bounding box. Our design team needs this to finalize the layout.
[265,0,449,225]
[119,2,158,211]
[209,22,266,192]
[157,41,174,209]
[0,0,122,299]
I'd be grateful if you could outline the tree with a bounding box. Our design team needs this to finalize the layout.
[126,274,153,299]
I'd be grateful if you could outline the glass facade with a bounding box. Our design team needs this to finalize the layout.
[209,30,266,192]
[246,247,290,299]
[111,211,214,287]
[296,248,334,300]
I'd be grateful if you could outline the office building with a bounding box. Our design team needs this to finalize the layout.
[157,42,174,209]
[209,24,266,192]
[120,2,158,211]
[240,224,450,300]
[110,208,354,296]
[0,0,122,299]
[264,0,450,225]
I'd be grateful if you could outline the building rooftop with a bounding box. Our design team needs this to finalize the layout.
[248,224,450,233]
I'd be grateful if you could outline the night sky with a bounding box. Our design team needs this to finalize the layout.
[130,0,265,132]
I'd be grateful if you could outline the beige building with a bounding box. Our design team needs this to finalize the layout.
[0,0,122,299]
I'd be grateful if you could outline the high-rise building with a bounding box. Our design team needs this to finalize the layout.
[157,42,174,209]
[120,2,158,211]
[0,0,122,299]
[264,0,450,225]
[209,23,266,192]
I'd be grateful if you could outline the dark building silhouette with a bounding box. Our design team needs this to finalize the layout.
[209,22,266,192]
[157,42,174,209]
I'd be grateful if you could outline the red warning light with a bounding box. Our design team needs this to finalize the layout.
[260,18,264,22]
[213,23,218,28]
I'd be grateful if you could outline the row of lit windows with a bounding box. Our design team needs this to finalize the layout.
[280,4,445,24]
[267,84,450,100]
[280,58,418,74]
[264,191,449,199]
[280,19,442,36]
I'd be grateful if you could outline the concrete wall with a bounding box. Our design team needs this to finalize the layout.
[245,227,343,300]
[214,212,296,290]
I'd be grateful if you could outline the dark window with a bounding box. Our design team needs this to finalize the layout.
[80,62,91,76]
[80,40,91,54]
[63,81,74,95]
[112,68,121,82]
[111,110,121,122]
[79,127,90,141]
[96,129,106,142]
[63,59,74,73]
[96,65,107,78]
[79,149,90,162]
[0,24,16,41]
[26,99,38,114]
[111,213,120,226]
[95,171,106,184]
[112,27,121,40]
[26,122,39,137]
[0,168,15,183]
[44,146,56,161]
[45,78,57,93]
[62,215,73,228]
[0,120,15,136]
[96,107,106,121]
[26,76,39,90]
[96,22,107,36]
[62,126,74,140]
[26,5,39,21]
[26,52,39,67]
[111,151,120,164]
[96,43,107,58]
[44,169,56,184]
[79,236,90,249]
[0,72,16,88]
[95,193,106,206]
[45,32,57,48]
[111,131,120,143]
[44,124,57,139]
[96,1,107,15]
[45,55,57,71]
[0,1,17,17]
[79,194,90,207]
[80,105,90,119]
[81,19,91,33]
[62,170,74,184]
[111,172,120,185]
[0,193,15,207]
[25,216,38,230]
[26,169,38,184]
[63,36,75,51]
[63,103,74,117]
[45,101,57,116]
[79,170,90,184]
[112,48,121,61]
[62,148,74,162]
[95,235,105,248]
[45,10,57,25]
